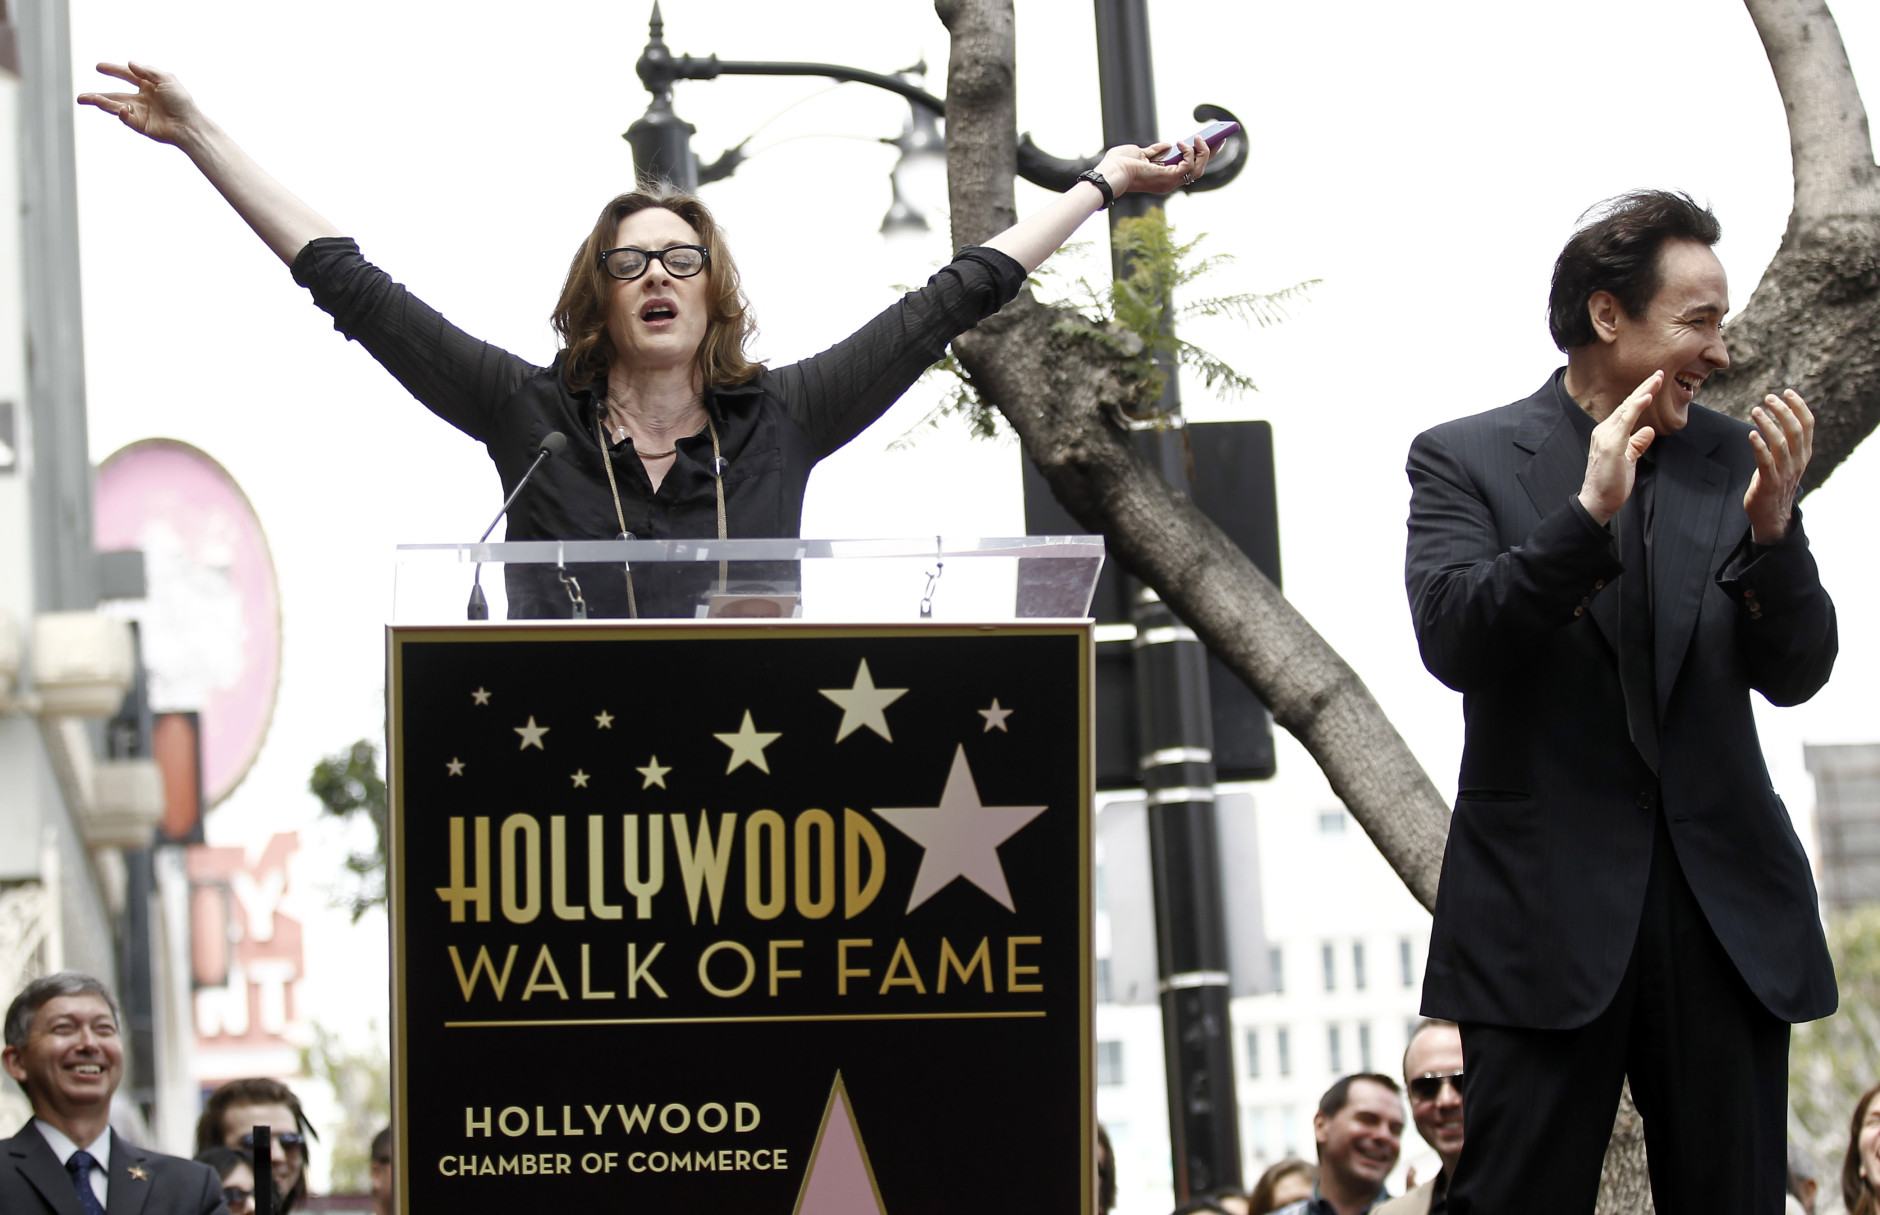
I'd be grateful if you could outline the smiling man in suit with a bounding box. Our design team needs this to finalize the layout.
[2,973,226,1215]
[1403,191,1837,1215]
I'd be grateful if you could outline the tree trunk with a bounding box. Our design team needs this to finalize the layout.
[1596,1084,1654,1215]
[934,0,1878,1212]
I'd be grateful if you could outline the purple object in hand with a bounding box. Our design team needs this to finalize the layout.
[1155,119,1239,165]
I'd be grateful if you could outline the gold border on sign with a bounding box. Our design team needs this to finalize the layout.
[445,1010,1045,1028]
[1077,622,1094,1215]
[386,619,1096,1215]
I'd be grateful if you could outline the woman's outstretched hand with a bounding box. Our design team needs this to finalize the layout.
[980,136,1215,272]
[1096,137,1214,200]
[76,60,339,266]
[78,62,204,148]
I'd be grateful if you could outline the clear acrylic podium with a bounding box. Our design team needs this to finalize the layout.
[391,535,1106,623]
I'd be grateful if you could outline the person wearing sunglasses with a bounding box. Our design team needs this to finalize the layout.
[194,1079,316,1213]
[193,1147,276,1215]
[1376,1020,1464,1215]
[78,60,1209,619]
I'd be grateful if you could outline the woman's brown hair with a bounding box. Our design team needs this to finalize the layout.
[1845,1080,1880,1215]
[1247,1158,1316,1215]
[552,181,761,394]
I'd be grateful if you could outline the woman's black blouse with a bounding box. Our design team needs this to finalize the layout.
[291,237,1025,617]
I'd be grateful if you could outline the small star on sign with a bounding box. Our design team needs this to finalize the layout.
[515,716,550,750]
[571,770,591,788]
[715,710,782,774]
[471,687,492,705]
[819,658,908,742]
[595,710,615,729]
[128,1166,147,1181]
[446,758,465,776]
[978,699,1014,732]
[638,755,672,789]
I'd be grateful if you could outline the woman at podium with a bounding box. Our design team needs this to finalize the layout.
[80,60,1206,618]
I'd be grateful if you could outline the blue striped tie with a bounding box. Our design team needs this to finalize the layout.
[66,1149,107,1215]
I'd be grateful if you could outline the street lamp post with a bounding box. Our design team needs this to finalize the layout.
[621,2,1248,198]
[1094,0,1244,1199]
[622,3,1253,1198]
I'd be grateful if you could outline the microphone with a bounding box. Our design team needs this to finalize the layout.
[468,432,567,620]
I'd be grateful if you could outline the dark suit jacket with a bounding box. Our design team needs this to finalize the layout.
[1405,371,1838,1029]
[0,1122,228,1215]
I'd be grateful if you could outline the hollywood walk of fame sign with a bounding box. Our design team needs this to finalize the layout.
[389,622,1093,1213]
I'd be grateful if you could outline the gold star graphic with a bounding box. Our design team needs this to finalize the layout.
[638,755,672,789]
[978,699,1014,732]
[446,758,465,776]
[571,770,591,788]
[714,710,781,774]
[595,709,615,729]
[515,716,550,750]
[128,1166,148,1181]
[471,687,492,705]
[819,658,908,742]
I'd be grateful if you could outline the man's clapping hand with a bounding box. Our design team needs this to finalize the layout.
[1577,371,1661,525]
[1745,390,1813,544]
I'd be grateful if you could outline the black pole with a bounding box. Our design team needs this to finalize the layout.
[1094,0,1242,1199]
[253,1125,272,1215]
[107,623,157,1128]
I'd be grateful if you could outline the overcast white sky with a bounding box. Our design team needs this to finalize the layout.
[65,0,1880,1186]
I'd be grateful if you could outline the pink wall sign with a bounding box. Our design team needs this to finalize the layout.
[95,439,282,806]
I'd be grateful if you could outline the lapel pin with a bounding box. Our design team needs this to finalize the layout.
[128,1165,148,1181]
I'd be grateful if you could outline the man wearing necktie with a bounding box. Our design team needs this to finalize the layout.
[1,973,227,1215]
[1403,190,1838,1215]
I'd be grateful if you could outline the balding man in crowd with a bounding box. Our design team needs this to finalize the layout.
[1,972,226,1215]
[1274,1073,1404,1215]
[1378,1020,1465,1215]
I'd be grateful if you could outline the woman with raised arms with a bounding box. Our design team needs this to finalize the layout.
[81,61,1209,617]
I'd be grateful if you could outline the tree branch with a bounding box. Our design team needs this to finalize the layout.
[1745,0,1878,226]
[1704,0,1880,495]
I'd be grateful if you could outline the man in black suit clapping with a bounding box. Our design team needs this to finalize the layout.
[2,973,227,1214]
[1404,191,1838,1215]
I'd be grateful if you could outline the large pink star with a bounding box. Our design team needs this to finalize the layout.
[873,746,1046,912]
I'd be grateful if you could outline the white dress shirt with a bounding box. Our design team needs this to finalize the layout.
[34,1118,111,1208]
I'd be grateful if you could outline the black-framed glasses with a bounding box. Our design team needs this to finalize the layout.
[1407,1070,1465,1102]
[221,1187,254,1206]
[238,1131,306,1150]
[598,245,710,282]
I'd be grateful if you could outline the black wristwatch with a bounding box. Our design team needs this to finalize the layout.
[1075,168,1114,209]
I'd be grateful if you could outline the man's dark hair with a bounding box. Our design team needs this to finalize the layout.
[1318,1072,1403,1119]
[371,1125,393,1165]
[4,972,120,1050]
[1097,1123,1117,1214]
[1547,190,1722,352]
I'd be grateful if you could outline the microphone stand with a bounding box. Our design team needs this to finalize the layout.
[468,435,565,620]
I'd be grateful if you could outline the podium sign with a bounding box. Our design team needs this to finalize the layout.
[389,622,1093,1213]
